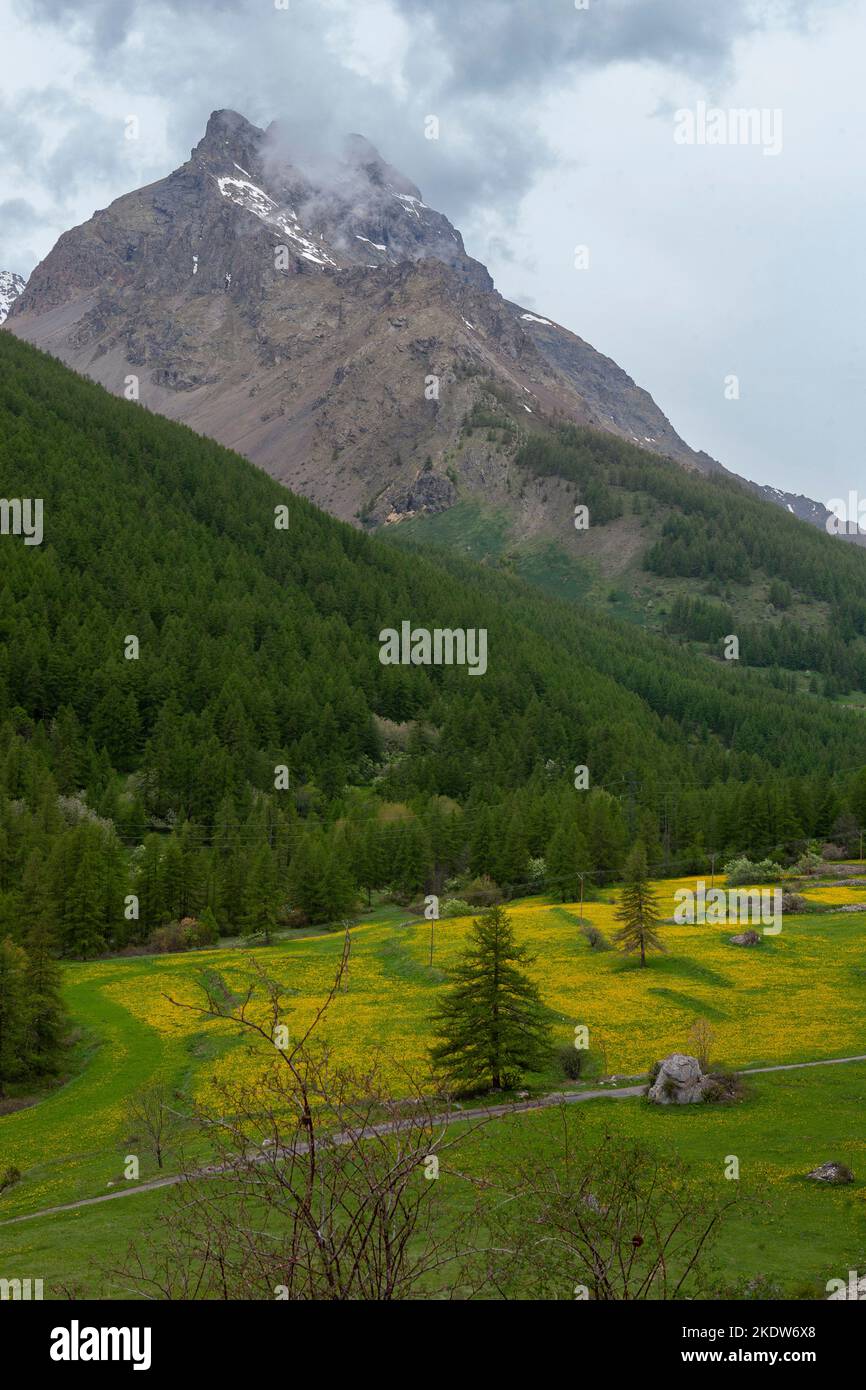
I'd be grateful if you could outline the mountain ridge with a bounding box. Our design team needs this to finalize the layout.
[4,107,851,545]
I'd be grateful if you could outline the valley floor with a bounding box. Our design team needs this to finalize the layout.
[1,874,865,1297]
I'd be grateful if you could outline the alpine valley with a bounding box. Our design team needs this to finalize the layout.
[4,110,861,598]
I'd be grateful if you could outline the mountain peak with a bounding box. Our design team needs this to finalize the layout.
[5,112,844,545]
[0,270,26,325]
[201,108,263,144]
[191,109,265,171]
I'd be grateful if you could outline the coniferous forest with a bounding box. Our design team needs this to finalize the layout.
[5,0,866,1335]
[2,326,866,1078]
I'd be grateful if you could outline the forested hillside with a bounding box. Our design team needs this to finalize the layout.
[396,415,866,696]
[2,331,866,997]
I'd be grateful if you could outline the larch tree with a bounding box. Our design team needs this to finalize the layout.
[614,842,665,967]
[430,905,552,1092]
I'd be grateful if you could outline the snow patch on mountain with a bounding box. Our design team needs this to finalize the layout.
[393,193,427,219]
[0,271,26,325]
[215,175,339,268]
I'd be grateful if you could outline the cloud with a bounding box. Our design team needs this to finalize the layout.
[3,0,862,504]
[0,196,42,267]
[11,0,836,229]
[0,88,157,192]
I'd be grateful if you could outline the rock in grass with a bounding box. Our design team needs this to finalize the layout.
[729,929,762,946]
[806,1161,854,1185]
[647,1053,706,1105]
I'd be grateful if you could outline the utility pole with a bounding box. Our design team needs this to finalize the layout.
[429,916,434,967]
[579,871,585,922]
[710,852,716,891]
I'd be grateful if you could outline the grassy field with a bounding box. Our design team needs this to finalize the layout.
[1,872,865,1295]
[2,1062,864,1299]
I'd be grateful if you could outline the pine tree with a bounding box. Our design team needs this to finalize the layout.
[0,938,29,1095]
[62,829,107,958]
[320,844,357,922]
[430,905,552,1091]
[22,921,65,1076]
[241,845,281,941]
[614,843,664,967]
[137,836,166,934]
[545,820,592,902]
[496,812,529,890]
[394,819,431,896]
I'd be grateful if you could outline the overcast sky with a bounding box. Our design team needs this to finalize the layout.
[1,0,862,504]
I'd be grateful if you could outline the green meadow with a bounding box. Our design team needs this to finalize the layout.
[1,876,865,1296]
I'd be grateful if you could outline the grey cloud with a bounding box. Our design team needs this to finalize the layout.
[0,197,42,268]
[395,0,763,95]
[14,0,837,235]
[20,0,243,50]
[0,89,147,192]
[399,0,824,77]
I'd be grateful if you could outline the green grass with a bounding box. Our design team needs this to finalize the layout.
[388,499,513,563]
[2,875,866,1297]
[387,500,595,605]
[3,885,866,1218]
[2,1064,864,1299]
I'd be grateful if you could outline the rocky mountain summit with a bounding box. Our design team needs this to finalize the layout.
[7,109,842,538]
[0,270,25,325]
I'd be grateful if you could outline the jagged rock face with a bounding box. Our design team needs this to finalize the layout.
[8,110,601,522]
[647,1053,707,1105]
[0,271,25,325]
[6,108,846,537]
[509,301,699,471]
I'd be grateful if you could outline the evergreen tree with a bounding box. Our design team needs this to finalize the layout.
[241,845,281,941]
[22,921,65,1076]
[614,843,664,968]
[430,905,552,1091]
[0,938,29,1095]
[545,820,592,902]
[62,829,108,958]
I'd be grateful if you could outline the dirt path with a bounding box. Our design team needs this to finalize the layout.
[3,1052,866,1229]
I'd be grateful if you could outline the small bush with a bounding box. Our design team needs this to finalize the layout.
[526,856,546,888]
[822,842,846,861]
[581,923,612,951]
[781,892,809,914]
[463,876,501,907]
[723,856,784,886]
[441,898,473,918]
[147,917,217,953]
[702,1071,746,1104]
[558,1044,584,1080]
[0,1165,22,1194]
